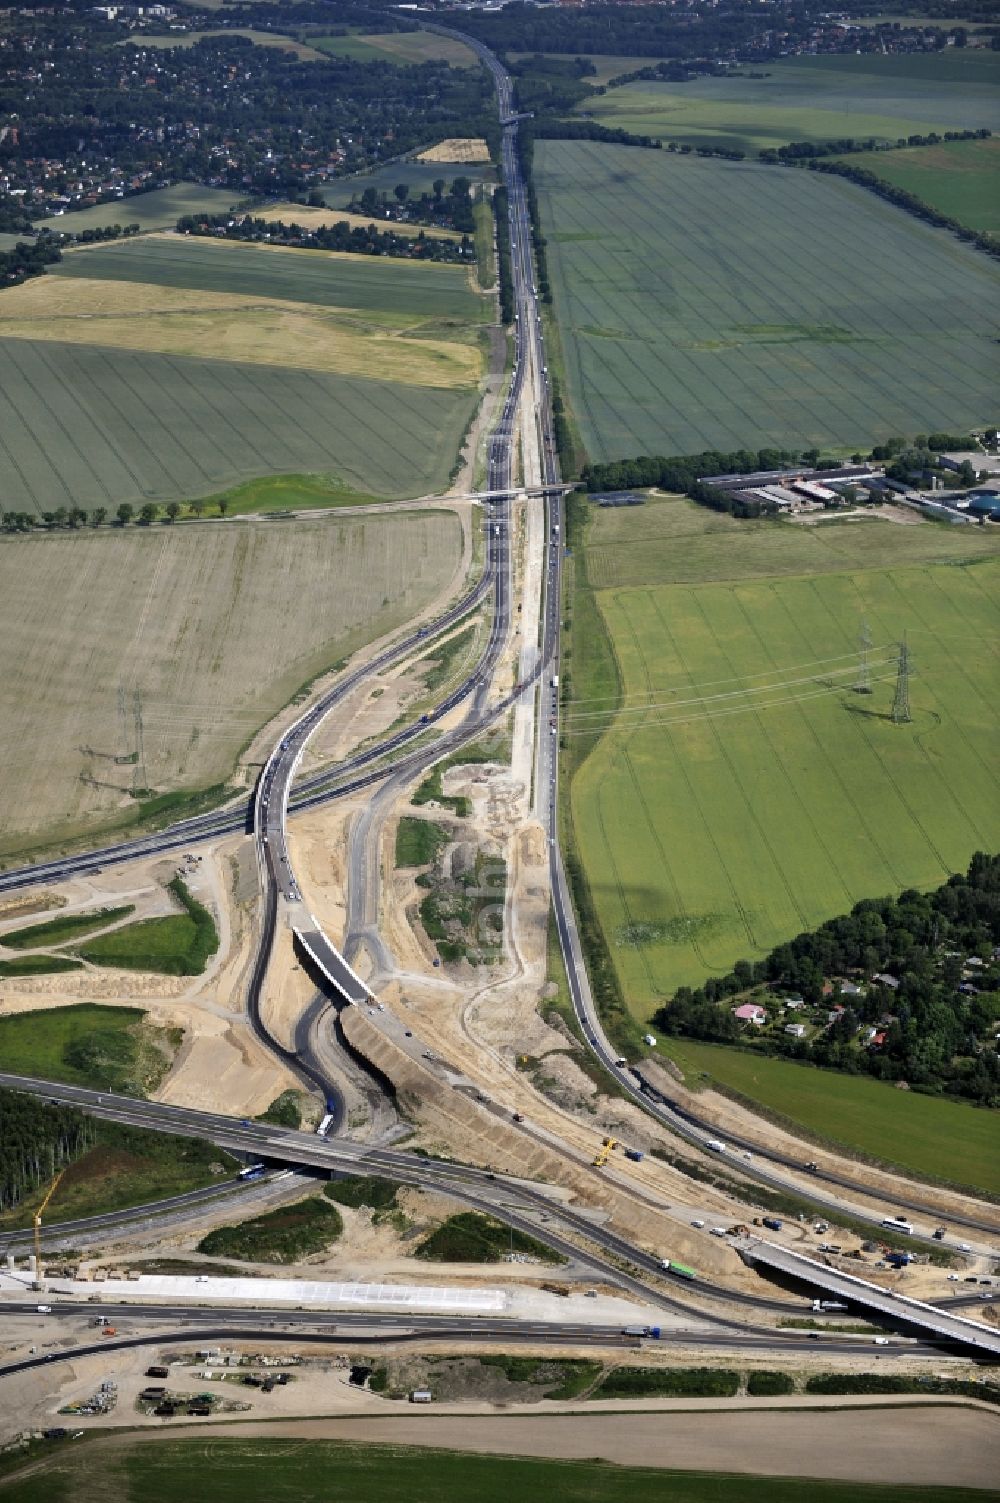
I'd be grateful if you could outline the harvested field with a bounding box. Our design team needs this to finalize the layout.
[257,204,463,240]
[0,278,479,388]
[0,510,463,860]
[535,141,1000,459]
[583,50,1000,154]
[0,235,487,514]
[418,138,492,164]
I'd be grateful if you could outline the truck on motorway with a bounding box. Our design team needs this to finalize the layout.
[812,1300,848,1312]
[239,1163,266,1181]
[706,1139,726,1153]
[622,1325,661,1339]
[660,1260,696,1280]
[316,1113,335,1137]
[881,1217,914,1235]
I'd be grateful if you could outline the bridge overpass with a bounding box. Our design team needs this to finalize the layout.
[738,1237,1000,1357]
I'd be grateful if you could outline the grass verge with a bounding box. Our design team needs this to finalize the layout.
[0,956,83,977]
[197,1197,343,1264]
[413,1211,566,1264]
[324,1175,402,1211]
[597,1366,739,1398]
[395,816,450,868]
[254,1090,304,1129]
[0,905,134,950]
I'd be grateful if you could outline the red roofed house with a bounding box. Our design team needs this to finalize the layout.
[734,1003,767,1025]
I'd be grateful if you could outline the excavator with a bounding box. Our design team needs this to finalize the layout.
[592,1136,617,1168]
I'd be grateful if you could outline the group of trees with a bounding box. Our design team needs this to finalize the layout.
[0,1089,94,1214]
[654,854,1000,1106]
[348,176,477,236]
[0,234,63,289]
[175,210,471,263]
[2,497,229,534]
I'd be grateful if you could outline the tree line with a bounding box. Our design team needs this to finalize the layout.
[653,853,1000,1106]
[760,127,990,164]
[2,496,235,534]
[175,211,471,263]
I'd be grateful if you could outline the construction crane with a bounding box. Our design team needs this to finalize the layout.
[592,1136,617,1168]
[33,1168,66,1287]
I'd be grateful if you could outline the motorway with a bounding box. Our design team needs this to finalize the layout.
[0,1305,953,1380]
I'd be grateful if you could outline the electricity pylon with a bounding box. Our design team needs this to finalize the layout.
[891,633,912,725]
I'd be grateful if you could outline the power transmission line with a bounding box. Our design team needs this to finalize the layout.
[853,619,873,694]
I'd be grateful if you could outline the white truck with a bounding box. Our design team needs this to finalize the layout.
[706,1139,726,1153]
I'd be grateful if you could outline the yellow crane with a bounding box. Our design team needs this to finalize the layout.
[592,1136,617,1168]
[33,1168,66,1286]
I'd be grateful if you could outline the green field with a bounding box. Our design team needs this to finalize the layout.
[0,235,486,516]
[568,496,1000,1005]
[77,878,217,975]
[313,29,478,68]
[658,1036,1000,1194]
[0,1004,176,1095]
[841,136,1000,236]
[3,1438,986,1503]
[535,141,1000,460]
[34,183,236,236]
[583,51,1000,154]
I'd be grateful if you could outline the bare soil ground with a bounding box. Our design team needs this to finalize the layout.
[418,138,492,164]
[0,510,463,861]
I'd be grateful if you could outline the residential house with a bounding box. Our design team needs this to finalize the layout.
[784,1023,807,1038]
[734,1003,767,1025]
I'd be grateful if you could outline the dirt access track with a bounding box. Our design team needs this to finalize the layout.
[52,1402,1000,1489]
